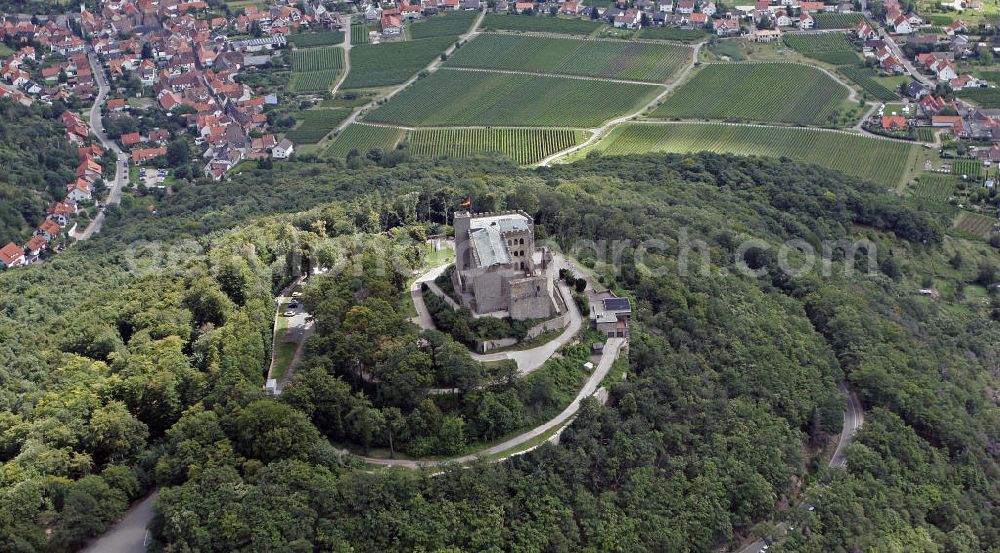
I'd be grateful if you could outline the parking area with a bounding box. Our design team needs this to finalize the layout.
[137,167,169,188]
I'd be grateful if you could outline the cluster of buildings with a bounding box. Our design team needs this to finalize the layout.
[1,113,103,270]
[0,16,95,105]
[78,1,317,179]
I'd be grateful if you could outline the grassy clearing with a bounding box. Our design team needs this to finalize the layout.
[784,33,861,65]
[406,127,584,164]
[344,36,454,89]
[409,10,478,39]
[324,124,406,158]
[446,33,690,82]
[588,122,917,187]
[286,109,352,144]
[651,62,850,125]
[366,69,660,127]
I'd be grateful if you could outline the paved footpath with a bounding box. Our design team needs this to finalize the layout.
[79,492,157,553]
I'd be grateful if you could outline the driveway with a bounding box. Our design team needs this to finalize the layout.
[409,254,584,375]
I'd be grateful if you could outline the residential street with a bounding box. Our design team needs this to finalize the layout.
[74,48,128,241]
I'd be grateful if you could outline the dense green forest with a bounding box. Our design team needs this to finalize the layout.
[0,99,77,245]
[0,151,998,552]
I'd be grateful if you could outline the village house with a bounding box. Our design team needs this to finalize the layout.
[0,242,25,269]
[590,296,631,339]
[273,138,295,159]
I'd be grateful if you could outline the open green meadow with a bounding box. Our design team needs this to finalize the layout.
[344,36,455,89]
[587,122,917,187]
[783,33,860,65]
[925,13,955,25]
[839,66,898,101]
[637,27,708,42]
[957,88,1000,108]
[365,69,660,127]
[406,128,584,164]
[651,63,849,125]
[324,124,406,158]
[952,159,984,179]
[813,12,865,28]
[446,33,690,82]
[481,13,602,35]
[409,10,478,39]
[285,109,352,144]
[288,31,345,48]
[911,173,958,202]
[952,211,998,238]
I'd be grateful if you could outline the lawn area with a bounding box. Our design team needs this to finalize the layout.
[271,340,298,381]
[0,44,13,58]
[783,33,861,65]
[585,122,919,187]
[324,124,407,158]
[481,13,602,35]
[288,30,345,48]
[408,10,478,39]
[285,108,352,144]
[650,62,851,126]
[365,69,661,127]
[343,36,455,89]
[406,127,586,164]
[446,33,691,82]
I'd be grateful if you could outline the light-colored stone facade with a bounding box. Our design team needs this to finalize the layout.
[452,210,556,320]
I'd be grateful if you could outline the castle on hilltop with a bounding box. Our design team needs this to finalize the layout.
[452,210,556,320]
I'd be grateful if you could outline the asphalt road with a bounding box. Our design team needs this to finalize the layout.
[76,48,128,241]
[80,492,157,553]
[736,381,864,553]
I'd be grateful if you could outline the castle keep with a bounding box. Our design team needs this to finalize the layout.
[452,210,556,320]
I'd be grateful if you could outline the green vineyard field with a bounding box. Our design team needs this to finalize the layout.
[285,109,352,144]
[952,211,997,238]
[324,124,406,158]
[366,69,660,127]
[957,87,1000,108]
[481,13,602,35]
[289,70,342,93]
[911,174,957,202]
[589,122,916,187]
[783,33,860,65]
[446,33,690,82]
[651,63,849,125]
[409,10,477,39]
[839,66,898,101]
[291,47,345,72]
[951,159,984,178]
[288,31,344,48]
[406,128,583,164]
[813,13,864,28]
[351,22,370,45]
[344,36,455,89]
[637,27,707,42]
[915,127,935,142]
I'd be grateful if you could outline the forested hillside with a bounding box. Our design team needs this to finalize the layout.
[0,99,77,245]
[0,153,997,552]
